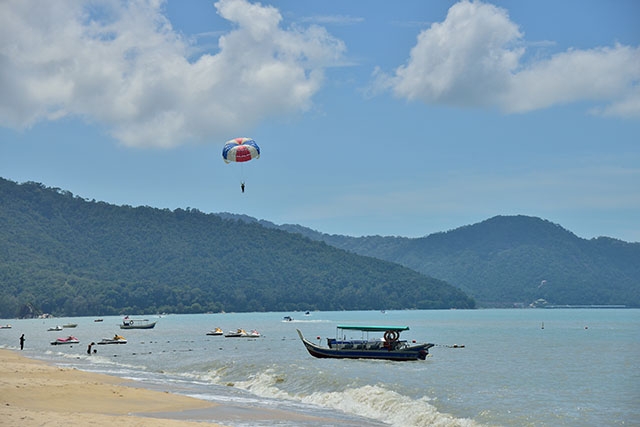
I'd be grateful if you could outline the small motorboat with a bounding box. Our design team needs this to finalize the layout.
[120,316,157,329]
[206,327,223,336]
[0,324,12,329]
[47,326,63,331]
[224,328,248,337]
[63,323,78,328]
[247,329,261,338]
[283,316,293,322]
[97,335,127,345]
[94,319,104,322]
[51,336,80,345]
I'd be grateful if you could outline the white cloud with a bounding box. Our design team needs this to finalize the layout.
[0,0,345,148]
[376,0,640,118]
[301,15,365,26]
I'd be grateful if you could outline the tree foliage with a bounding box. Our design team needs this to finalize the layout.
[0,178,474,318]
[275,216,640,307]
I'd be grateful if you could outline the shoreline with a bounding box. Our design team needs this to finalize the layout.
[0,348,224,426]
[0,348,329,426]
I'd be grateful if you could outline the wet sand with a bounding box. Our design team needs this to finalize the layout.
[0,348,336,426]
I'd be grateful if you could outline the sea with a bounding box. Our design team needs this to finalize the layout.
[1,309,638,426]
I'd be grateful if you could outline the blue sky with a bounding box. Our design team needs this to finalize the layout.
[1,0,639,241]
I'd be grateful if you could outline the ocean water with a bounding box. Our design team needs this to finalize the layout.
[1,309,638,426]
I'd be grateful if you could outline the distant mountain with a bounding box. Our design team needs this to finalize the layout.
[244,215,640,307]
[0,178,474,318]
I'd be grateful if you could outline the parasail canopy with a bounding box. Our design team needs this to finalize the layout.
[222,137,260,164]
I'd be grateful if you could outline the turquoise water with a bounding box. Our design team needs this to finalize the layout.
[1,309,638,426]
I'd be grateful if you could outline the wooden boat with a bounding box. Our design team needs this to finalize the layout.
[297,325,434,361]
[206,327,223,336]
[51,336,80,345]
[120,318,157,329]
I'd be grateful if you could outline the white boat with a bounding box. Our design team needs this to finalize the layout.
[206,327,223,336]
[47,326,63,331]
[224,328,261,338]
[120,317,156,329]
[224,328,248,337]
[50,336,80,345]
[97,335,127,345]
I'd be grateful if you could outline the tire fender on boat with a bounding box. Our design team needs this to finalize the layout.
[383,330,399,342]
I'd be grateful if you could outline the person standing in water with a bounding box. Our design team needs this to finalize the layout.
[19,334,25,350]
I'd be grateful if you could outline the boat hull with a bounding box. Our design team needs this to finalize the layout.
[297,329,432,361]
[120,321,156,329]
[50,338,79,345]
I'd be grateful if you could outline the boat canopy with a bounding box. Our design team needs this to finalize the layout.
[336,325,410,332]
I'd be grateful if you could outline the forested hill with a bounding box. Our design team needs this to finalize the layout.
[0,178,474,318]
[250,215,640,307]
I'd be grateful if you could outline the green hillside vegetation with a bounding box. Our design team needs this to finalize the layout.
[0,178,474,318]
[268,216,640,307]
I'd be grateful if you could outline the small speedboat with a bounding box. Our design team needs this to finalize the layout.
[283,316,293,322]
[0,324,12,329]
[206,327,223,336]
[97,335,127,345]
[63,323,78,328]
[47,326,63,331]
[224,328,248,337]
[120,317,157,329]
[51,336,80,345]
[247,329,261,338]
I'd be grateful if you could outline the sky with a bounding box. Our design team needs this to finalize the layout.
[1,0,639,242]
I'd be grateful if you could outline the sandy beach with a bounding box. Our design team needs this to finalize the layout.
[0,348,225,426]
[0,348,339,427]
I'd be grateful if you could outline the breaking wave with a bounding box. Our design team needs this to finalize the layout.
[233,369,481,427]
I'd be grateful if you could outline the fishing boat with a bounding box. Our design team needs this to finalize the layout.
[297,325,434,361]
[50,336,80,345]
[206,327,223,336]
[120,317,157,329]
[97,335,127,345]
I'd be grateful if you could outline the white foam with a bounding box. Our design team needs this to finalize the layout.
[234,370,482,427]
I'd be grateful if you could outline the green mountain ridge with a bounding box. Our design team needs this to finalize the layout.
[0,178,474,318]
[247,215,640,307]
